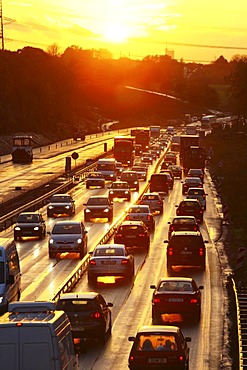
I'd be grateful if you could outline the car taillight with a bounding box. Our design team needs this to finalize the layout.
[91,312,102,319]
[168,247,173,256]
[140,201,144,204]
[129,355,134,362]
[193,226,198,231]
[89,260,96,265]
[121,259,129,265]
[153,297,161,303]
[126,215,130,220]
[190,298,198,304]
[170,226,175,231]
[199,247,204,256]
[158,201,162,204]
[179,355,184,362]
[139,233,146,237]
[200,210,203,214]
[147,215,151,220]
[116,234,122,238]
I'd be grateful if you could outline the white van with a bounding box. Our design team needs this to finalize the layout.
[96,158,117,180]
[0,301,78,370]
[0,239,21,314]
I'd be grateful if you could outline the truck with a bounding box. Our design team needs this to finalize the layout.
[201,114,217,129]
[185,124,197,135]
[113,136,135,166]
[179,135,199,162]
[135,129,150,151]
[12,135,33,163]
[149,126,161,139]
[0,301,78,370]
[183,146,206,174]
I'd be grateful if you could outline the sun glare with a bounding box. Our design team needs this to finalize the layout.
[103,23,130,43]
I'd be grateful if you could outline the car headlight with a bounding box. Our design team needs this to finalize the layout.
[77,238,82,244]
[49,238,54,244]
[0,296,4,304]
[125,191,129,194]
[65,205,71,209]
[134,181,138,184]
[85,209,91,213]
[103,208,110,213]
[110,174,114,177]
[34,226,40,231]
[109,191,114,194]
[48,205,54,209]
[15,226,21,231]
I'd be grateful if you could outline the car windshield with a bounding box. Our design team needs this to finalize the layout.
[158,281,193,292]
[112,183,128,189]
[57,299,95,312]
[50,196,71,203]
[87,198,108,205]
[135,334,178,351]
[52,223,81,234]
[17,214,39,223]
[122,173,136,179]
[94,247,124,256]
[129,206,149,213]
[0,262,4,283]
[142,195,159,201]
[89,173,102,178]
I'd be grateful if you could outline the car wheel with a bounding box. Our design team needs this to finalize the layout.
[194,309,201,322]
[152,311,161,325]
[160,208,163,215]
[108,214,113,222]
[102,183,105,189]
[84,213,89,222]
[14,234,19,241]
[136,186,139,191]
[201,260,206,271]
[107,316,112,337]
[167,260,173,275]
[79,248,85,259]
[88,274,97,286]
[127,196,131,202]
[86,183,89,189]
[144,243,150,253]
[98,329,107,345]
[49,251,56,258]
[39,232,43,240]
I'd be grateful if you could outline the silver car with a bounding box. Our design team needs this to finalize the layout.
[187,187,207,210]
[87,244,135,285]
[48,221,88,259]
[131,165,147,181]
[125,205,155,230]
[47,193,75,217]
[140,192,163,214]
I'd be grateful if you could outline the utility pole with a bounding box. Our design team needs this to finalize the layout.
[0,0,4,50]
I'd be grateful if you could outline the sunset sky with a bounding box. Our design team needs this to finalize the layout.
[3,0,247,62]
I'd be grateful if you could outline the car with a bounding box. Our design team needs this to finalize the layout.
[116,161,124,176]
[125,205,155,231]
[131,165,147,181]
[84,195,113,222]
[48,220,88,258]
[85,172,105,189]
[160,160,173,170]
[141,153,153,165]
[120,171,139,191]
[164,152,177,164]
[47,193,75,217]
[187,187,208,210]
[140,192,163,214]
[14,212,46,241]
[168,164,182,179]
[134,144,143,156]
[160,171,174,189]
[164,231,208,273]
[181,177,203,195]
[56,292,113,347]
[114,220,150,252]
[148,149,157,160]
[187,168,204,182]
[149,173,169,194]
[150,277,204,323]
[108,181,131,202]
[167,216,200,240]
[128,325,191,370]
[176,198,204,223]
[87,244,135,284]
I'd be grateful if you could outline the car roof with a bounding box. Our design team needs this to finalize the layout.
[172,215,197,221]
[129,205,150,210]
[170,231,202,237]
[136,325,179,334]
[119,220,145,227]
[95,243,125,249]
[111,181,128,185]
[185,177,202,181]
[142,192,160,197]
[187,187,205,192]
[53,220,81,225]
[158,277,193,283]
[51,193,70,197]
[87,195,108,199]
[59,292,99,300]
[19,212,41,215]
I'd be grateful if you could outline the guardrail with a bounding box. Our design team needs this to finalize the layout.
[51,146,168,302]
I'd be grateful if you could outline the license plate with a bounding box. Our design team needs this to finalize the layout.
[101,260,116,265]
[168,298,184,302]
[180,251,192,254]
[126,235,135,238]
[148,358,167,364]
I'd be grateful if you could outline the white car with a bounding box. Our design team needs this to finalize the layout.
[125,204,155,230]
[140,192,163,214]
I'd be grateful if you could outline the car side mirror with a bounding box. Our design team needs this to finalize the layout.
[164,240,168,243]
[204,240,209,243]
[107,302,113,307]
[7,275,14,285]
[47,231,51,235]
[185,337,191,343]
[199,285,204,290]
[150,284,156,289]
[128,336,135,342]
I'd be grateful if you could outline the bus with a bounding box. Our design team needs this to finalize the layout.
[12,135,33,163]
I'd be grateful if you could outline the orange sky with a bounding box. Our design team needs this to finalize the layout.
[3,1,247,62]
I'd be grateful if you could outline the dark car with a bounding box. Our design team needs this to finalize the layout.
[187,168,204,182]
[164,231,208,273]
[120,171,139,191]
[114,220,150,252]
[168,164,182,179]
[56,292,113,349]
[140,192,163,214]
[160,171,174,189]
[86,172,105,189]
[128,325,191,370]
[47,221,88,258]
[164,152,177,164]
[176,199,204,224]
[181,177,203,195]
[14,212,46,241]
[167,216,200,240]
[108,181,131,202]
[149,173,169,194]
[150,277,204,323]
[87,244,135,284]
[84,196,113,222]
[161,160,173,171]
[47,193,75,217]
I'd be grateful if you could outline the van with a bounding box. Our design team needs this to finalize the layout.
[0,301,78,370]
[0,239,21,314]
[96,158,117,181]
[164,231,208,273]
[149,173,169,194]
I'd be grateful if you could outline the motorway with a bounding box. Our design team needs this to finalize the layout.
[0,133,227,369]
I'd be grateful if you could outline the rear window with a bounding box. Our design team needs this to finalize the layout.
[179,201,200,209]
[150,174,168,183]
[170,235,204,248]
[173,218,195,225]
[57,299,95,312]
[119,225,144,235]
[94,247,124,256]
[134,334,178,352]
[142,195,159,200]
[158,281,193,292]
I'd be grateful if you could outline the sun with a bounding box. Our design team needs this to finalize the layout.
[102,23,130,43]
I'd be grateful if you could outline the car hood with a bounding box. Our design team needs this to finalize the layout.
[50,233,82,241]
[48,202,72,207]
[15,222,41,227]
[86,205,110,209]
